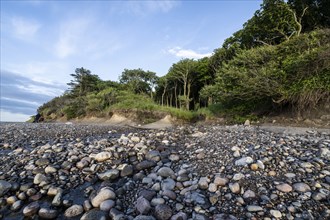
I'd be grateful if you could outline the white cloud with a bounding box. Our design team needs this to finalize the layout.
[168,47,212,59]
[1,97,40,107]
[0,109,31,122]
[126,0,179,15]
[11,16,41,39]
[16,84,64,97]
[55,19,90,58]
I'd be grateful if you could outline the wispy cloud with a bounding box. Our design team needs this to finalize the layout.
[11,16,41,39]
[168,47,212,59]
[0,70,66,116]
[55,18,90,58]
[126,0,179,15]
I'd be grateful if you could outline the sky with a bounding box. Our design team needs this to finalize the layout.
[0,0,262,122]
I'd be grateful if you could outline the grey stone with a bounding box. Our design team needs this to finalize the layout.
[97,169,120,180]
[235,157,253,166]
[155,204,172,220]
[38,208,58,219]
[276,183,292,193]
[157,167,175,178]
[146,150,161,162]
[247,205,263,212]
[136,197,151,214]
[136,160,156,171]
[80,209,107,220]
[23,201,40,217]
[161,178,176,191]
[171,212,187,220]
[0,180,12,196]
[293,183,311,192]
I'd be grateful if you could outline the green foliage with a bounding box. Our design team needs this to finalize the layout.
[119,68,158,96]
[211,29,330,115]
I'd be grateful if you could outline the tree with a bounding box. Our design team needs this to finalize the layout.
[67,67,101,97]
[223,0,305,49]
[168,59,197,110]
[119,68,158,97]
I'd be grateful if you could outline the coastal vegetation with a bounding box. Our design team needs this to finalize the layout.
[37,0,330,123]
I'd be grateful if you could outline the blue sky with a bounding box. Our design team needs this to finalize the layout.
[1,0,262,122]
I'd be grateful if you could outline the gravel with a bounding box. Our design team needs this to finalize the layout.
[0,122,329,219]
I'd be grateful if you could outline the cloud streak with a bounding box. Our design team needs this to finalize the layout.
[0,70,66,117]
[168,47,212,59]
[11,16,41,39]
[125,0,179,15]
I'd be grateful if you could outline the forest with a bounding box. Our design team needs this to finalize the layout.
[37,0,330,123]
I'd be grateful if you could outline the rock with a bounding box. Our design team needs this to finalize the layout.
[52,191,62,206]
[139,189,157,201]
[256,160,265,170]
[23,201,40,217]
[119,164,134,177]
[293,183,311,192]
[6,196,17,205]
[235,157,253,166]
[45,166,57,173]
[136,197,151,214]
[214,177,228,186]
[97,169,120,180]
[155,204,172,220]
[94,152,112,162]
[0,180,12,196]
[146,150,161,162]
[270,209,282,218]
[100,200,115,211]
[136,160,156,171]
[91,187,116,207]
[319,148,330,159]
[151,198,165,206]
[33,173,47,185]
[80,209,107,220]
[38,208,58,219]
[35,158,50,166]
[276,183,292,193]
[11,200,23,211]
[250,163,258,171]
[229,182,240,194]
[243,190,256,199]
[198,177,209,190]
[169,154,180,161]
[247,205,263,212]
[76,159,89,169]
[157,167,175,178]
[171,212,187,220]
[161,178,176,191]
[64,204,84,218]
[162,190,176,200]
[208,183,217,192]
[244,119,250,126]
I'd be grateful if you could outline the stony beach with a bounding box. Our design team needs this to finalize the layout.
[0,122,329,220]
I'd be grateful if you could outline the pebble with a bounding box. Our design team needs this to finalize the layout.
[235,157,253,166]
[80,208,107,220]
[38,208,59,219]
[94,151,112,162]
[97,169,120,180]
[154,204,172,220]
[229,182,240,194]
[247,205,263,212]
[292,183,311,192]
[91,188,116,207]
[214,177,229,186]
[276,183,292,193]
[136,197,151,214]
[270,209,282,218]
[23,201,40,217]
[0,180,12,196]
[157,167,175,178]
[64,204,84,218]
